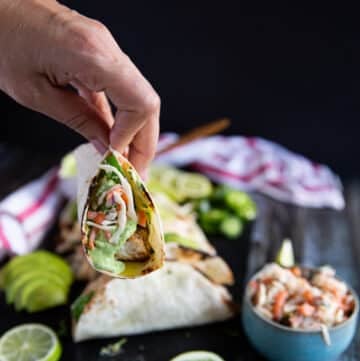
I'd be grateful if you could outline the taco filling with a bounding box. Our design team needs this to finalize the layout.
[83,153,153,275]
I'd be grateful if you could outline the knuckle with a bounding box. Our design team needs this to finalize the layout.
[88,19,109,35]
[141,91,161,114]
[62,17,107,54]
[63,17,116,76]
[67,24,98,53]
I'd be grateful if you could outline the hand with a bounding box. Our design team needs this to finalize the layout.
[0,0,160,176]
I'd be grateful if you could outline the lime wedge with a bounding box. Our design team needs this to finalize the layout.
[59,152,77,178]
[276,238,295,268]
[0,324,62,361]
[170,351,225,361]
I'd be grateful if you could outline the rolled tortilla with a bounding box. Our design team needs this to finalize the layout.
[74,143,164,278]
[72,261,236,341]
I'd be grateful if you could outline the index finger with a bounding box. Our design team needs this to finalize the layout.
[85,54,160,174]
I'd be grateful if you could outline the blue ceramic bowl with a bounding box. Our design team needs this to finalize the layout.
[242,270,359,361]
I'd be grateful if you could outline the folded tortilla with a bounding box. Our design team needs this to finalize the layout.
[74,144,164,278]
[72,261,236,342]
[152,192,216,256]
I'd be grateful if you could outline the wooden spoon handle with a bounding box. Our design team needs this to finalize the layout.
[156,118,230,155]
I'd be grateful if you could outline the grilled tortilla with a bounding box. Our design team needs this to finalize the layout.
[72,261,235,341]
[74,143,164,278]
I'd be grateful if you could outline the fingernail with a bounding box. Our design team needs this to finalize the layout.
[91,139,107,154]
[140,168,149,182]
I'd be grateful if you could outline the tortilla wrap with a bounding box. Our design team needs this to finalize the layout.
[74,143,164,278]
[72,261,236,341]
[152,192,216,255]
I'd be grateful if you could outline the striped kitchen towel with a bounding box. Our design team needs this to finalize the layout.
[0,168,62,258]
[156,133,344,210]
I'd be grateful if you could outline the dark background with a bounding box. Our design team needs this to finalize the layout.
[1,2,359,177]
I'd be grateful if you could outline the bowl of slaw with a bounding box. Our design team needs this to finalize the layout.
[242,263,359,361]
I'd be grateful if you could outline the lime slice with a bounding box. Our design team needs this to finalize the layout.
[276,238,295,268]
[170,350,225,361]
[175,173,213,200]
[0,324,62,361]
[149,166,213,202]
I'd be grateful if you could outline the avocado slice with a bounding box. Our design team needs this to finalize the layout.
[6,270,67,305]
[3,262,72,291]
[25,283,67,313]
[15,278,68,312]
[1,251,73,288]
[164,233,198,249]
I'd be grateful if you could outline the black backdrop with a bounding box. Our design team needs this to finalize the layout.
[1,2,359,177]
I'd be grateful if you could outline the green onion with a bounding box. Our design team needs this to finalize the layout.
[71,292,94,321]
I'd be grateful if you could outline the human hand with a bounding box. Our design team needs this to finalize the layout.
[0,0,160,176]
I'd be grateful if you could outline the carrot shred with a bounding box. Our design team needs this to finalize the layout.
[303,290,314,303]
[137,210,147,227]
[88,229,96,250]
[120,191,129,205]
[273,290,288,320]
[291,266,302,277]
[263,277,273,286]
[94,212,106,224]
[297,303,315,317]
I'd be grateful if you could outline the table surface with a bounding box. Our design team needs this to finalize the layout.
[0,145,359,361]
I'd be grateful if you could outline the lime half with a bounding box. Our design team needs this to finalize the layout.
[276,238,295,268]
[170,350,225,361]
[59,152,77,178]
[0,324,61,361]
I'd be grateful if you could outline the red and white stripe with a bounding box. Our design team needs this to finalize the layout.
[0,168,62,255]
[156,134,344,210]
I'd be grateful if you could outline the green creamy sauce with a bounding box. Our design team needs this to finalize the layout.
[89,220,137,274]
[87,155,139,274]
[89,242,124,274]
